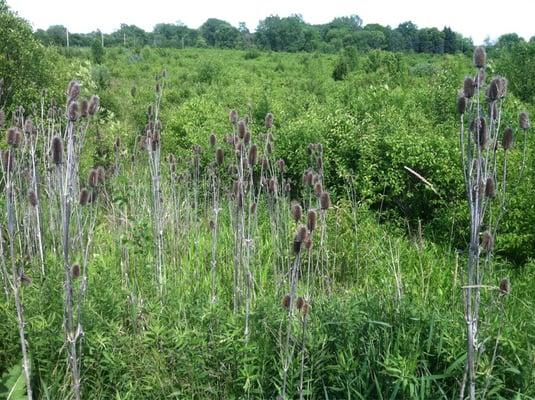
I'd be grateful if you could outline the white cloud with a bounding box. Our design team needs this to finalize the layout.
[6,0,535,44]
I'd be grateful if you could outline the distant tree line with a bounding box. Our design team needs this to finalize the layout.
[34,14,478,54]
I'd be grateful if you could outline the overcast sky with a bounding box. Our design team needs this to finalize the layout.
[6,0,534,44]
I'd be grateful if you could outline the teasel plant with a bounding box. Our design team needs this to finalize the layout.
[457,46,530,400]
[145,72,166,295]
[280,225,309,399]
[208,133,223,303]
[56,80,100,400]
[1,126,34,400]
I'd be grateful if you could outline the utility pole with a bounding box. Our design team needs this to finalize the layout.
[66,27,69,48]
[124,33,126,47]
[101,30,104,47]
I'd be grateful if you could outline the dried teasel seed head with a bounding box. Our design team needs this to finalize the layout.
[0,110,5,128]
[265,112,274,129]
[316,156,323,170]
[268,178,277,194]
[463,77,476,98]
[67,80,81,102]
[79,188,90,205]
[472,117,487,147]
[238,120,246,139]
[52,136,63,165]
[291,203,302,222]
[320,192,331,210]
[67,101,79,121]
[250,202,257,214]
[88,95,100,115]
[266,142,273,155]
[28,190,38,207]
[307,209,317,231]
[282,294,291,309]
[473,46,486,68]
[244,130,251,146]
[71,264,81,279]
[216,148,224,166]
[6,127,20,147]
[519,112,530,130]
[88,168,99,187]
[248,144,258,166]
[80,99,89,117]
[229,110,238,125]
[209,132,217,147]
[293,225,308,254]
[457,95,467,115]
[20,273,32,286]
[502,127,514,150]
[277,159,285,172]
[481,231,494,252]
[498,278,510,295]
[485,177,495,198]
[24,119,34,135]
[314,182,323,197]
[296,296,305,310]
[284,182,291,193]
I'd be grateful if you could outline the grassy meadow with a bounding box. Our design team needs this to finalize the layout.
[1,40,535,400]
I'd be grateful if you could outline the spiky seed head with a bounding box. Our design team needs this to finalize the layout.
[88,95,100,115]
[301,301,310,316]
[79,188,90,205]
[28,190,38,207]
[266,142,273,155]
[67,80,81,101]
[497,77,508,98]
[229,110,238,125]
[72,264,81,279]
[248,144,258,166]
[303,169,313,186]
[209,132,216,147]
[292,203,302,222]
[284,182,291,193]
[238,120,246,139]
[282,294,291,309]
[296,296,305,310]
[88,169,99,187]
[320,192,331,210]
[250,202,257,214]
[52,136,63,165]
[519,112,530,130]
[314,182,323,197]
[316,156,323,170]
[6,127,20,147]
[216,148,224,166]
[277,159,285,172]
[473,117,487,147]
[499,278,510,295]
[265,113,274,129]
[473,46,486,68]
[67,101,79,121]
[457,95,467,115]
[268,178,276,194]
[307,209,317,231]
[20,274,32,285]
[0,109,5,128]
[463,77,476,98]
[485,177,495,198]
[244,130,252,146]
[502,127,514,150]
[481,231,494,252]
[24,119,34,135]
[261,156,269,170]
[293,225,308,254]
[80,99,89,117]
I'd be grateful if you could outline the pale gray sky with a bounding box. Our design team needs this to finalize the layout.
[6,0,535,44]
